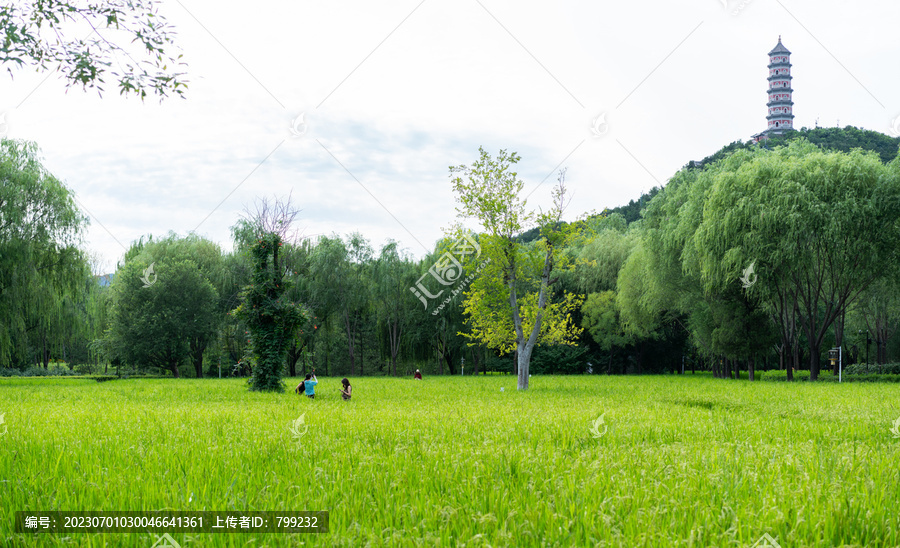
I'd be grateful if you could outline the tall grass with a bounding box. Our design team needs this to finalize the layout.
[1,375,899,547]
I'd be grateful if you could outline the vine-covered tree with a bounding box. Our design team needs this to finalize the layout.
[232,198,308,391]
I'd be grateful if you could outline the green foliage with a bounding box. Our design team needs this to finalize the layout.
[694,140,900,377]
[630,137,900,379]
[566,227,639,294]
[835,374,900,382]
[450,148,583,389]
[373,241,418,375]
[108,258,218,377]
[773,126,900,164]
[0,139,93,368]
[596,187,661,225]
[759,369,833,381]
[0,365,76,376]
[844,362,900,375]
[581,291,632,351]
[527,344,588,374]
[517,189,659,244]
[307,234,373,376]
[759,368,900,383]
[0,1,187,99]
[233,233,308,391]
[116,232,228,377]
[689,127,900,168]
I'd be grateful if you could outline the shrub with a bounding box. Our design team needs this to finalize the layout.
[20,366,77,377]
[73,363,98,375]
[844,362,900,375]
[832,374,900,383]
[760,368,900,383]
[760,370,834,381]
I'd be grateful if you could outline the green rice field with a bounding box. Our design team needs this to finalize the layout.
[1,374,899,547]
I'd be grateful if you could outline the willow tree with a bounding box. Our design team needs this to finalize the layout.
[0,140,89,367]
[374,241,417,376]
[450,148,582,390]
[693,140,900,380]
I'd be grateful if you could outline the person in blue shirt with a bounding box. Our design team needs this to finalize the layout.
[303,372,318,399]
[294,375,308,395]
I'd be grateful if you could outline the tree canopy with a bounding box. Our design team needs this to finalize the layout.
[1,1,187,99]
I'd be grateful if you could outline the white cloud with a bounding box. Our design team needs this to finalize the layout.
[2,0,898,273]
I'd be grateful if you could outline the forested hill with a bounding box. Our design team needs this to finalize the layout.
[688,126,900,169]
[519,127,900,244]
[517,187,660,243]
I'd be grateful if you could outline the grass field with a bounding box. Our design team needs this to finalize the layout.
[1,374,900,547]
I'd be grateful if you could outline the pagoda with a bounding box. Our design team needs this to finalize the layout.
[752,36,793,142]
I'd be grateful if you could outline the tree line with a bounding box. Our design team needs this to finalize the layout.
[3,127,900,382]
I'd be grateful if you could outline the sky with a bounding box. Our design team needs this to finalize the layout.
[2,0,899,273]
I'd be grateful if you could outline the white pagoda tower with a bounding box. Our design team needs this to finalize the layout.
[753,37,793,142]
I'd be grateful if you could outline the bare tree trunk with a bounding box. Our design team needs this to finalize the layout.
[42,334,50,368]
[343,313,357,376]
[790,337,799,381]
[324,329,330,376]
[636,343,644,375]
[808,340,821,381]
[833,311,845,375]
[389,321,401,376]
[193,351,203,378]
[444,351,457,375]
[190,338,205,378]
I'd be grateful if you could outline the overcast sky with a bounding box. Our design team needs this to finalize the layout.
[2,0,898,273]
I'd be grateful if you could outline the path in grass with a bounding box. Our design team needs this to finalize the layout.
[1,375,899,547]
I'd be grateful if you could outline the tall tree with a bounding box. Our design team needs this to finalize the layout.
[232,198,308,391]
[0,140,89,368]
[281,238,316,378]
[308,234,371,376]
[119,233,226,377]
[450,148,582,390]
[693,141,900,380]
[374,241,416,376]
[108,258,218,377]
[855,277,900,365]
[581,291,633,374]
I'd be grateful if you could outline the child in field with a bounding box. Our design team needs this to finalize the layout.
[414,369,422,380]
[295,375,308,395]
[340,378,352,401]
[304,372,318,398]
